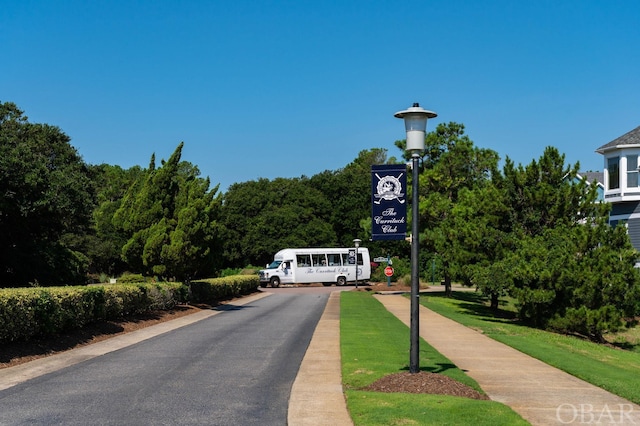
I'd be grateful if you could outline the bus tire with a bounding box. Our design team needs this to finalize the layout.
[270,277,280,288]
[337,276,347,286]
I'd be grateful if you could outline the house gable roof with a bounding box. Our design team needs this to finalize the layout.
[595,125,640,154]
[579,172,604,187]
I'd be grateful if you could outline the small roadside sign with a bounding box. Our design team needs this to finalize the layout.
[384,266,394,277]
[373,257,388,262]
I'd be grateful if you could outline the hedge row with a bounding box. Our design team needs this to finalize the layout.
[0,275,259,343]
[189,275,259,304]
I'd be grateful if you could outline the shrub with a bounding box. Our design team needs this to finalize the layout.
[370,256,411,283]
[240,266,260,276]
[220,266,260,277]
[117,273,146,283]
[0,286,100,341]
[548,305,623,342]
[0,282,187,343]
[0,277,255,343]
[0,288,40,341]
[190,275,259,304]
[220,267,242,277]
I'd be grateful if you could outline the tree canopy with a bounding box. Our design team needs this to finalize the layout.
[2,100,639,343]
[415,122,501,295]
[112,143,221,281]
[0,102,94,286]
[439,145,640,340]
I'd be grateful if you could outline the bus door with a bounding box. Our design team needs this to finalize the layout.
[282,259,294,282]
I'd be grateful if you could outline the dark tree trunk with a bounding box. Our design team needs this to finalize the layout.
[444,275,452,297]
[490,293,499,310]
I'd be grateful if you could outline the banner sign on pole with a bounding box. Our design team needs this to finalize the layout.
[348,248,356,264]
[371,164,407,240]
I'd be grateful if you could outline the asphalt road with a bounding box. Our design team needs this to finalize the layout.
[0,291,332,426]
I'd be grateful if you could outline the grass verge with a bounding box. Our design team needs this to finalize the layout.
[341,291,528,425]
[420,290,640,405]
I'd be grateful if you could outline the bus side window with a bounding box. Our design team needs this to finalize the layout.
[341,252,361,265]
[297,254,311,267]
[328,254,341,266]
[312,254,327,266]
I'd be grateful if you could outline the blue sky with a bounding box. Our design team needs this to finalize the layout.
[2,1,639,192]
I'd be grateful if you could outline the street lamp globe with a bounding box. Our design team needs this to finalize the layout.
[394,103,437,154]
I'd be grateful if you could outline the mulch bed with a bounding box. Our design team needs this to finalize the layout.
[362,371,489,400]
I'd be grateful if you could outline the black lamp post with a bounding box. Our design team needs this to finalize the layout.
[394,103,437,374]
[353,238,361,289]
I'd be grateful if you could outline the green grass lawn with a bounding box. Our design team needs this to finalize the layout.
[420,290,640,405]
[341,291,529,426]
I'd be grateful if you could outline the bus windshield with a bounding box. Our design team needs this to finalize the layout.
[268,260,282,269]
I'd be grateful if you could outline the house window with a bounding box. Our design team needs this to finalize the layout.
[608,157,620,190]
[627,155,639,188]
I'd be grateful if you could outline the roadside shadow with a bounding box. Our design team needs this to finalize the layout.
[400,363,458,374]
[213,304,256,312]
[0,321,125,364]
[610,340,640,351]
[425,291,522,325]
[0,306,192,366]
[424,362,458,374]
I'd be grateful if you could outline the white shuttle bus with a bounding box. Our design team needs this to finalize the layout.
[258,247,371,287]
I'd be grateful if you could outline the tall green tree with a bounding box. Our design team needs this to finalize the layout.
[411,122,500,295]
[86,164,146,276]
[500,147,599,236]
[492,147,640,339]
[505,219,640,341]
[114,143,221,280]
[0,102,94,286]
[219,148,408,269]
[448,184,513,308]
[220,176,336,267]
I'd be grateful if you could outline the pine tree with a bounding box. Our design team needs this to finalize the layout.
[115,143,221,281]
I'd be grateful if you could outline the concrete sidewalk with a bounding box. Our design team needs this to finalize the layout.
[288,291,352,425]
[375,293,640,425]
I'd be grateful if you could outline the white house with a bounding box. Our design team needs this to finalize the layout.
[596,125,640,249]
